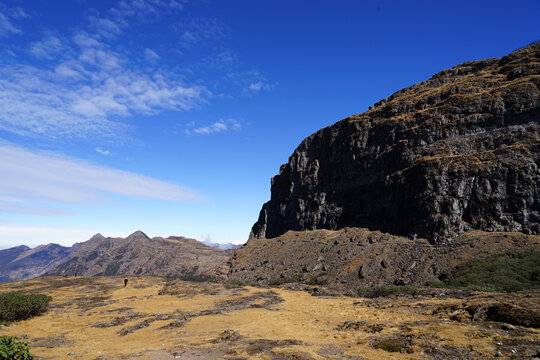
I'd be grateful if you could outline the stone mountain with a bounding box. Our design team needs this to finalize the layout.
[45,231,232,279]
[0,232,234,282]
[251,42,539,244]
[230,42,540,288]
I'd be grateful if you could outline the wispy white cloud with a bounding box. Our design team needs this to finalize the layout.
[0,225,127,248]
[0,1,208,140]
[30,36,66,60]
[110,0,185,23]
[144,48,160,61]
[95,147,111,156]
[242,71,275,94]
[176,18,227,48]
[0,202,73,216]
[90,16,123,39]
[185,118,241,136]
[10,7,29,20]
[0,11,21,37]
[246,81,273,93]
[73,32,103,48]
[0,42,208,138]
[0,144,203,205]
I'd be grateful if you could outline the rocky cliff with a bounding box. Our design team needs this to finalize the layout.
[251,42,539,244]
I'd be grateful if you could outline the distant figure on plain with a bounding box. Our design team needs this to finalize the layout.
[124,277,128,287]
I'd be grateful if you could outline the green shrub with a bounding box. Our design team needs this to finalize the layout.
[438,251,540,292]
[305,272,327,286]
[269,274,303,287]
[357,285,418,298]
[0,293,52,322]
[224,279,246,288]
[0,336,34,359]
[373,338,411,353]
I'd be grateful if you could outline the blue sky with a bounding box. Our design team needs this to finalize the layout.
[0,0,538,248]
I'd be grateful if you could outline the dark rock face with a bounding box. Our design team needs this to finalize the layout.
[252,43,540,244]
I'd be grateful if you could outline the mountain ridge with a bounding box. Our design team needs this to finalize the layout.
[0,231,235,282]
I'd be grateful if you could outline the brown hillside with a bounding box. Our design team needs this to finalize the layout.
[46,231,232,279]
[229,228,539,289]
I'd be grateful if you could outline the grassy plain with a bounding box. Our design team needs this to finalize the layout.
[0,276,538,359]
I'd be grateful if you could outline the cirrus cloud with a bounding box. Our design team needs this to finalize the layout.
[0,144,203,207]
[184,118,242,136]
[0,1,208,140]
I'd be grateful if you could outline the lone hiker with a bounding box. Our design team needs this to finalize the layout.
[124,277,128,287]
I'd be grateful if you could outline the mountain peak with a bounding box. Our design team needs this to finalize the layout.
[126,230,150,241]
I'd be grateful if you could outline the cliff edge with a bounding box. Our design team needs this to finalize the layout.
[251,42,539,244]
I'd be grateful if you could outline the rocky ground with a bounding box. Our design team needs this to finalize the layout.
[229,228,540,290]
[0,276,539,359]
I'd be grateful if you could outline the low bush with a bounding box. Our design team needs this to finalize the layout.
[439,251,539,292]
[0,336,34,359]
[224,279,246,288]
[0,293,52,322]
[373,337,412,353]
[269,274,303,287]
[357,285,418,298]
[305,272,327,286]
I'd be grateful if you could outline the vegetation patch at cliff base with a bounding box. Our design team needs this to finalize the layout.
[430,251,539,292]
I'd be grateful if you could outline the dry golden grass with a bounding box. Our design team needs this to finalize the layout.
[0,276,538,359]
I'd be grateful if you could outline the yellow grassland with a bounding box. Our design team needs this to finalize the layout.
[0,276,538,359]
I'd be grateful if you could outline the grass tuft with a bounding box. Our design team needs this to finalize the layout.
[223,279,246,288]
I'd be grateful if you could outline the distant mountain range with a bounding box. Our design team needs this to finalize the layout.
[0,243,76,282]
[201,240,242,250]
[0,231,237,283]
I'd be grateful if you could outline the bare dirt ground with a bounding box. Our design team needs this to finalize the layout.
[0,276,538,359]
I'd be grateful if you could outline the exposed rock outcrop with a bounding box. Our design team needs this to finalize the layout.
[251,42,540,244]
[229,228,539,288]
